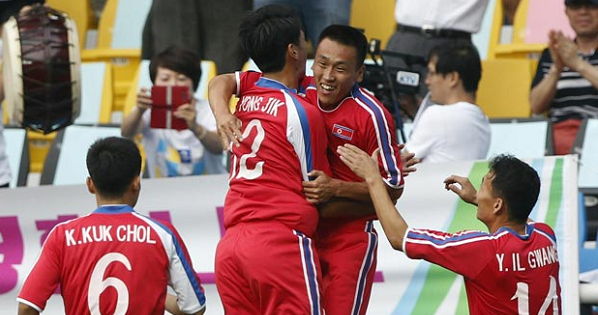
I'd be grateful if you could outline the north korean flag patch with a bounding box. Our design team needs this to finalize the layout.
[332,124,354,141]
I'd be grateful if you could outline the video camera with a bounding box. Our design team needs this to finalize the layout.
[360,39,427,142]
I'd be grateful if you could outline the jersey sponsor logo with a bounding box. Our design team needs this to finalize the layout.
[332,124,354,141]
[65,224,157,246]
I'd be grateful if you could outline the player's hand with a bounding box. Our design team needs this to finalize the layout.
[136,88,152,112]
[398,143,419,177]
[337,144,381,181]
[173,102,198,128]
[215,112,242,149]
[443,175,478,206]
[303,170,337,204]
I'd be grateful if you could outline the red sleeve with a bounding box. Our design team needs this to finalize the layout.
[404,228,493,279]
[359,90,404,189]
[17,227,63,311]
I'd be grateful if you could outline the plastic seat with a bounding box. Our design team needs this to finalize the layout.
[40,125,122,186]
[488,0,574,59]
[46,0,95,48]
[81,0,153,115]
[349,0,395,49]
[477,58,535,119]
[486,118,552,159]
[76,62,114,125]
[574,119,598,191]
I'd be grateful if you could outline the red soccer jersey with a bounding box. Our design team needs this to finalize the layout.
[301,77,403,189]
[17,205,205,315]
[225,73,331,237]
[404,222,562,315]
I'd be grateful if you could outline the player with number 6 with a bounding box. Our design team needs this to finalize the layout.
[17,137,206,315]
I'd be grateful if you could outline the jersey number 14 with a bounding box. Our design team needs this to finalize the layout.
[511,276,559,315]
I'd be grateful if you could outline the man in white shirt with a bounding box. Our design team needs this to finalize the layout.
[405,40,490,164]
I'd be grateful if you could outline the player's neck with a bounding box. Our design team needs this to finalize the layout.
[263,63,300,90]
[95,195,135,208]
[492,221,527,236]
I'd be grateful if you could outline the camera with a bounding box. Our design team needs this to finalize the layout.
[360,39,427,142]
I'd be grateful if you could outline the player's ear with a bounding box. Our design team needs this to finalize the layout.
[131,175,141,193]
[355,64,366,83]
[288,43,299,58]
[493,197,504,215]
[86,177,96,194]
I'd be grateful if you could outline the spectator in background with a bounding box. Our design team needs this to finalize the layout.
[121,46,225,178]
[530,0,598,155]
[405,41,491,164]
[141,0,250,74]
[17,136,206,315]
[385,0,490,118]
[252,0,353,54]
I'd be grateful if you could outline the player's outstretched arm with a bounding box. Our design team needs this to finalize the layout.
[304,171,403,218]
[17,303,39,315]
[208,74,243,148]
[443,175,478,206]
[338,144,409,251]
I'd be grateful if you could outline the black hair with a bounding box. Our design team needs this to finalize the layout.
[428,40,482,93]
[317,24,368,68]
[149,45,202,91]
[238,5,302,73]
[86,137,141,199]
[488,154,541,223]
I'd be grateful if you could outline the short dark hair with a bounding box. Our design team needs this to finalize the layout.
[317,25,368,68]
[238,5,302,73]
[149,45,202,91]
[428,40,482,93]
[86,137,141,199]
[488,154,540,223]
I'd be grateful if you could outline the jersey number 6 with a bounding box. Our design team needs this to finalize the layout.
[88,252,132,315]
